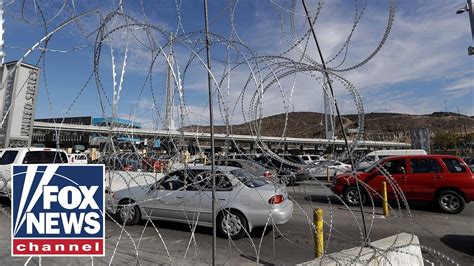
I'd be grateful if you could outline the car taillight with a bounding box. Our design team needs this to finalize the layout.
[268,195,284,204]
[263,171,272,177]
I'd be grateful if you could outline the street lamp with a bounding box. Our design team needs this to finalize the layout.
[456,0,474,55]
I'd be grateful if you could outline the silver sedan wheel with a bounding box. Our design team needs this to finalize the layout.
[440,194,460,212]
[222,213,243,236]
[119,206,136,223]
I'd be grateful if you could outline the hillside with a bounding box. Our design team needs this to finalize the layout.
[184,112,474,140]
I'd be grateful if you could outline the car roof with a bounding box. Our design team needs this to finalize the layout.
[174,165,240,171]
[383,154,463,160]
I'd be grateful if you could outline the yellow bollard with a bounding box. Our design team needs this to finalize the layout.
[326,167,330,182]
[382,181,389,217]
[314,208,324,258]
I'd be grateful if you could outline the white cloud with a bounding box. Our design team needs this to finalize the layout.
[443,77,473,91]
[9,0,473,123]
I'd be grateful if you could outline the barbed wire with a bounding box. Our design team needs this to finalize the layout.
[0,0,464,265]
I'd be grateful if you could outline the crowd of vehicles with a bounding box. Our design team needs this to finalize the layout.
[0,147,472,241]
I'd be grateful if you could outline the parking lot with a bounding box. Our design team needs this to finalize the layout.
[1,181,473,265]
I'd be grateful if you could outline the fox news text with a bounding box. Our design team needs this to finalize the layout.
[11,165,105,256]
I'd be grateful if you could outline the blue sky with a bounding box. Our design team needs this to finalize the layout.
[3,0,473,129]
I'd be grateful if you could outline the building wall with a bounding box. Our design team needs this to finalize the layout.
[0,61,40,147]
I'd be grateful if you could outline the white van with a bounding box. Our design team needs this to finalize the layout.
[298,154,324,165]
[358,149,427,168]
[0,147,69,197]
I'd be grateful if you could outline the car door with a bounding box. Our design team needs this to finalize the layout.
[141,170,187,221]
[0,150,19,193]
[365,158,408,199]
[182,171,232,225]
[406,158,444,200]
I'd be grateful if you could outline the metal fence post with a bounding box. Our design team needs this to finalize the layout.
[314,208,324,258]
[382,181,389,217]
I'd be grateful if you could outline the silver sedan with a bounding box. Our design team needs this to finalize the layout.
[108,165,293,239]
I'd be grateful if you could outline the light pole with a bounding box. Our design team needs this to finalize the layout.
[456,0,474,55]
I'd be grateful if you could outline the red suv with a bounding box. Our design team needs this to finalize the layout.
[331,155,474,214]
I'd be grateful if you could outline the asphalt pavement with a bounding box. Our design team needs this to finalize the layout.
[1,181,473,265]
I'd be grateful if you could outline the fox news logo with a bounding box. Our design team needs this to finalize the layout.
[11,165,104,256]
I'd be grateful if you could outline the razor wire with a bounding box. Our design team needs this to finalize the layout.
[0,0,466,265]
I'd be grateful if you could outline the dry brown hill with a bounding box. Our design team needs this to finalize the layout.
[184,112,474,140]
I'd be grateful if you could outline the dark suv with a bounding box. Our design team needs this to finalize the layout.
[331,155,474,214]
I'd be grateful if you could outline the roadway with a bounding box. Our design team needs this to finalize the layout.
[1,182,473,265]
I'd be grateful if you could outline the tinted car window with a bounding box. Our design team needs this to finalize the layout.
[442,158,466,173]
[428,159,442,173]
[160,171,185,190]
[242,161,266,172]
[0,151,18,164]
[410,159,442,173]
[22,151,68,164]
[270,158,284,168]
[382,159,406,174]
[230,169,266,188]
[198,171,233,191]
[163,169,207,191]
[254,157,267,164]
[220,161,241,168]
[283,155,304,164]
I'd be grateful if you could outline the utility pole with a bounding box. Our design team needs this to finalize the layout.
[164,34,176,131]
[202,0,216,264]
[323,78,334,140]
[0,0,4,64]
[456,0,474,55]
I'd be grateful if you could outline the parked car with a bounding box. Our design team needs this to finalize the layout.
[280,154,306,165]
[109,165,293,239]
[298,154,324,165]
[212,159,275,180]
[101,153,145,172]
[331,155,474,214]
[143,155,172,172]
[308,159,352,178]
[254,155,307,185]
[0,147,69,197]
[223,153,259,160]
[463,157,474,172]
[357,149,427,168]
